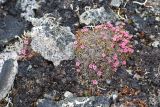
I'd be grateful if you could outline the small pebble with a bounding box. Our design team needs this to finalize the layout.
[126,69,133,75]
[112,93,118,101]
[152,41,159,48]
[106,79,111,84]
[64,91,74,98]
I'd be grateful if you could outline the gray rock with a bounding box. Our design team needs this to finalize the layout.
[0,15,24,46]
[30,15,75,66]
[37,99,59,107]
[80,7,118,25]
[152,41,159,48]
[0,0,7,4]
[44,90,60,100]
[16,0,45,20]
[110,0,122,7]
[64,91,74,98]
[37,96,111,107]
[0,52,18,100]
[148,0,160,15]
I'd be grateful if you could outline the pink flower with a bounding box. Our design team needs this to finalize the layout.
[123,31,129,36]
[117,49,123,53]
[81,27,89,32]
[112,37,117,41]
[23,39,30,45]
[123,48,129,53]
[112,60,119,68]
[110,27,116,31]
[95,25,103,29]
[97,71,102,76]
[128,48,134,53]
[127,35,133,39]
[92,64,97,70]
[113,54,118,60]
[102,36,108,40]
[80,45,85,49]
[122,39,129,44]
[119,25,124,29]
[102,53,106,58]
[113,68,117,72]
[100,32,106,35]
[103,26,108,30]
[111,43,114,48]
[115,26,120,32]
[74,41,78,45]
[119,40,128,49]
[20,48,29,56]
[119,44,125,49]
[76,69,80,72]
[89,64,93,69]
[106,22,113,28]
[120,31,129,36]
[76,61,80,66]
[112,35,119,41]
[122,60,126,65]
[73,41,78,48]
[113,34,122,42]
[92,80,98,85]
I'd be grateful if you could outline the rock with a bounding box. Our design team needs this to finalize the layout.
[64,91,74,98]
[152,41,159,47]
[110,0,122,7]
[139,48,160,87]
[0,15,25,46]
[37,96,111,107]
[148,0,160,15]
[130,15,159,35]
[37,99,59,107]
[16,0,45,20]
[0,52,18,100]
[0,0,7,4]
[30,15,75,66]
[112,93,118,101]
[80,7,118,25]
[44,90,61,100]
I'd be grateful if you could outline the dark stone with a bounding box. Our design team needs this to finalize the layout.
[0,15,25,45]
[11,55,78,107]
[140,48,160,87]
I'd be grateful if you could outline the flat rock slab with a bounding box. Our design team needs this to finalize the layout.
[37,96,111,107]
[80,7,118,25]
[0,15,24,46]
[30,15,75,66]
[110,0,122,7]
[0,52,18,100]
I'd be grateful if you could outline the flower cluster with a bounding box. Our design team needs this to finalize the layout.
[75,22,134,87]
[19,36,32,57]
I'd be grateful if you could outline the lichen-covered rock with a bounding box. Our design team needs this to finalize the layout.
[16,0,45,20]
[37,96,111,107]
[80,7,118,25]
[0,52,18,100]
[110,0,122,7]
[30,15,75,66]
